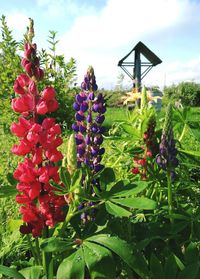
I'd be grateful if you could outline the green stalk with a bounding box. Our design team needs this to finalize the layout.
[59,206,74,236]
[167,169,174,224]
[59,201,104,237]
[42,226,53,279]
[35,238,42,266]
[27,234,39,265]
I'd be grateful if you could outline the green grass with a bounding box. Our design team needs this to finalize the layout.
[104,107,127,129]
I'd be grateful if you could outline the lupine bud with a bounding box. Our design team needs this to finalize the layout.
[141,86,148,111]
[66,134,77,175]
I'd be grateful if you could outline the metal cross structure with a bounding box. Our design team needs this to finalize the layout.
[118,41,162,90]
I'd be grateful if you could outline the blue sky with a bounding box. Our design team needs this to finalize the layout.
[1,0,200,89]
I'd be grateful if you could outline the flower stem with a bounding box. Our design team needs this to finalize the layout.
[59,206,73,236]
[167,169,174,224]
[42,226,53,279]
[35,237,42,265]
[27,234,39,265]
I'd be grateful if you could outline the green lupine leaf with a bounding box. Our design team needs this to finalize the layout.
[177,263,199,279]
[185,242,199,264]
[70,169,82,191]
[0,265,25,279]
[100,167,116,186]
[105,201,132,217]
[111,181,148,197]
[120,123,141,138]
[87,234,149,278]
[19,266,43,279]
[164,254,178,279]
[59,167,71,189]
[111,197,157,210]
[173,254,185,271]
[150,253,165,279]
[57,248,85,279]
[83,241,116,279]
[178,148,200,157]
[6,173,17,186]
[40,237,73,252]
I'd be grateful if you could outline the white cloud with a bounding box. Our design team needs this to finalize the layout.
[57,0,199,89]
[143,56,200,89]
[6,12,29,35]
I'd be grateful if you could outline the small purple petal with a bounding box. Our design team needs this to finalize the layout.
[79,125,87,133]
[85,135,91,145]
[75,112,85,121]
[94,135,103,145]
[88,92,94,100]
[96,114,105,124]
[86,114,92,123]
[99,147,105,155]
[72,123,79,132]
[80,102,88,113]
[73,102,80,111]
[91,124,98,133]
[94,164,104,172]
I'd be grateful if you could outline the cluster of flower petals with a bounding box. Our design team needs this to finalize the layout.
[11,39,65,237]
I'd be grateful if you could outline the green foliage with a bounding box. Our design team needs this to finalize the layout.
[0,15,21,131]
[39,30,77,129]
[163,82,200,107]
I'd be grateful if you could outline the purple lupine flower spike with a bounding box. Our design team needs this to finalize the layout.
[72,65,106,172]
[156,103,178,179]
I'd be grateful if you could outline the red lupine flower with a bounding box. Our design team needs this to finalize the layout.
[42,86,56,100]
[132,167,140,174]
[28,80,37,95]
[13,159,37,183]
[32,147,43,164]
[12,95,34,113]
[36,99,48,114]
[138,159,146,167]
[11,23,65,237]
[47,99,59,112]
[12,139,32,156]
[146,150,152,157]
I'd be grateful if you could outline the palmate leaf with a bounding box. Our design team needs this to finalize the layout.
[110,181,149,197]
[19,266,43,279]
[83,241,116,279]
[40,237,73,253]
[59,166,71,189]
[87,234,149,279]
[0,265,25,279]
[164,254,178,279]
[100,167,116,186]
[105,200,132,217]
[150,253,165,279]
[57,234,149,279]
[57,248,85,279]
[178,148,200,157]
[111,197,157,210]
[120,122,141,139]
[177,263,199,279]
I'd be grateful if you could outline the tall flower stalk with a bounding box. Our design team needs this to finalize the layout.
[156,103,178,223]
[11,19,65,238]
[72,66,106,174]
[72,66,106,222]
